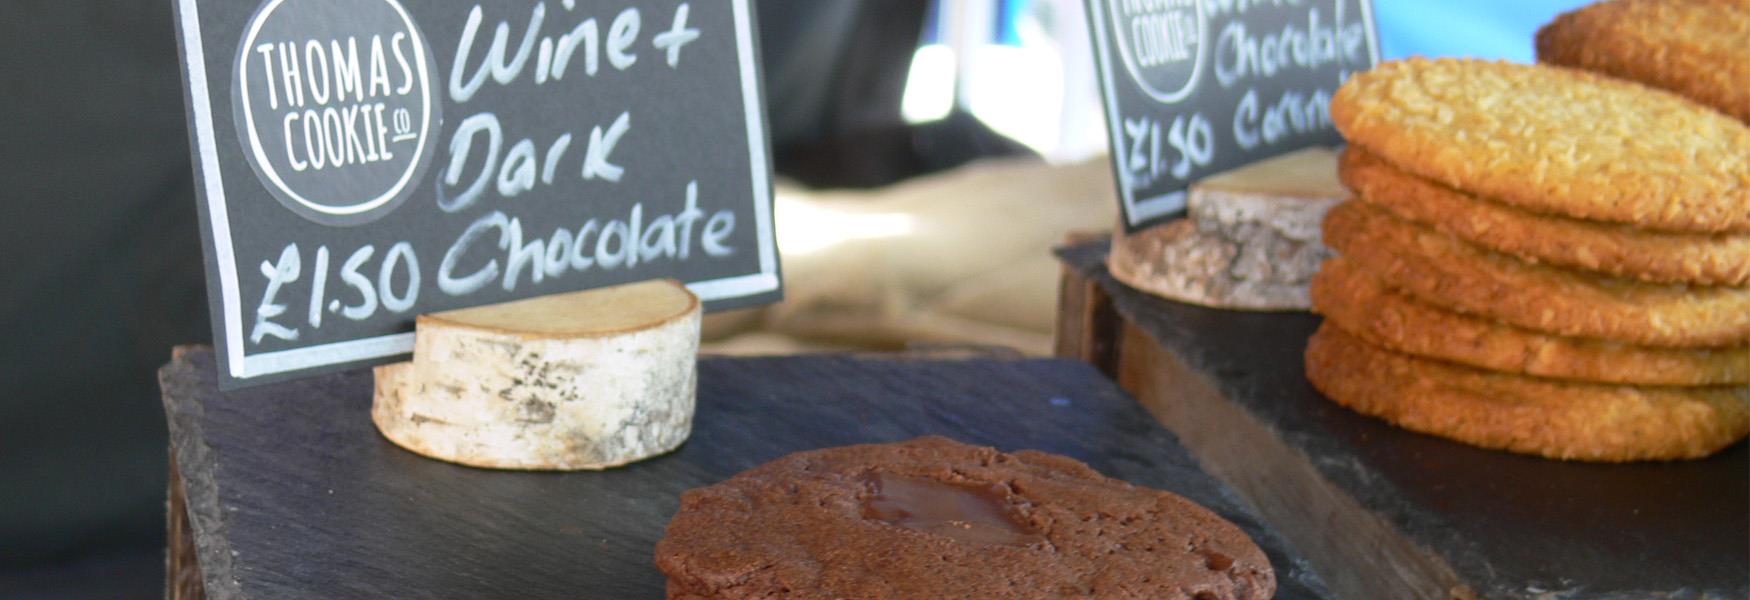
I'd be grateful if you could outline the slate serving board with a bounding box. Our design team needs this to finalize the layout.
[160,348,1331,599]
[1057,240,1750,599]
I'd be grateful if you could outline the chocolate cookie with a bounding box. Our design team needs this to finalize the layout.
[1538,0,1750,123]
[654,437,1274,599]
[1330,57,1750,233]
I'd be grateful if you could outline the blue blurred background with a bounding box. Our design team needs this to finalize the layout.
[903,0,1594,164]
[1373,0,1592,62]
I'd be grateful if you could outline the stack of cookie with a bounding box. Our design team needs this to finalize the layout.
[1537,0,1748,124]
[1304,57,1750,462]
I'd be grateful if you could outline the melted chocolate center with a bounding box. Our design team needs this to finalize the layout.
[859,472,1042,546]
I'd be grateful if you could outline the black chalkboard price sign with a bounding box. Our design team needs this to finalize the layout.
[172,0,781,388]
[1085,0,1380,230]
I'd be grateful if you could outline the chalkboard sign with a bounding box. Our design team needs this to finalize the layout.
[1085,0,1380,230]
[172,0,781,388]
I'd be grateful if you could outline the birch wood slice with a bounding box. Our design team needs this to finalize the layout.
[1109,148,1345,311]
[372,279,701,470]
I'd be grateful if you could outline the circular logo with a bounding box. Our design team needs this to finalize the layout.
[1108,0,1207,104]
[233,0,440,226]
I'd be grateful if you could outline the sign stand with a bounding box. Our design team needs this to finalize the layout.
[172,0,782,389]
[1084,0,1379,231]
[372,279,699,470]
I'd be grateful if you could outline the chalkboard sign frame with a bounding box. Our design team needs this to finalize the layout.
[172,0,782,389]
[1086,0,1381,231]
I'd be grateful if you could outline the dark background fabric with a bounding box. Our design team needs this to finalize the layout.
[1,0,206,571]
[760,0,1032,188]
[0,0,1024,596]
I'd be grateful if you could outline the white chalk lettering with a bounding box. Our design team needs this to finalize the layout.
[368,36,392,97]
[502,217,547,290]
[391,32,414,94]
[581,111,630,182]
[379,242,420,313]
[439,211,510,296]
[702,210,734,257]
[442,111,634,212]
[653,4,699,68]
[338,245,378,320]
[304,40,332,105]
[541,133,572,184]
[246,241,430,343]
[1232,87,1332,150]
[607,8,640,70]
[440,112,503,212]
[451,4,657,101]
[331,38,364,103]
[569,219,600,271]
[250,244,301,344]
[1128,5,1198,67]
[498,139,539,197]
[1120,112,1213,187]
[255,44,280,109]
[435,182,737,295]
[544,228,574,278]
[549,17,600,80]
[1213,5,1367,89]
[306,245,330,328]
[450,4,543,103]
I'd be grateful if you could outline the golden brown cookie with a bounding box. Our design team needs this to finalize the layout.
[1537,0,1750,123]
[1339,147,1750,286]
[1313,258,1750,385]
[1304,323,1750,462]
[1330,57,1750,233]
[1322,201,1750,348]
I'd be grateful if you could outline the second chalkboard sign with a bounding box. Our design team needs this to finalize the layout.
[173,0,781,388]
[1086,0,1380,230]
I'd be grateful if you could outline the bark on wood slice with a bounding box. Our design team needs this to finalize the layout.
[372,279,701,470]
[1109,148,1345,311]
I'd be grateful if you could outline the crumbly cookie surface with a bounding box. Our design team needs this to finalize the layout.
[1339,147,1750,286]
[1323,201,1750,348]
[1305,324,1750,462]
[1330,57,1750,233]
[1537,0,1750,123]
[654,437,1275,600]
[1312,258,1750,385]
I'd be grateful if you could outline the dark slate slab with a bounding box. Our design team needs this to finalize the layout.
[160,348,1331,599]
[1057,240,1750,599]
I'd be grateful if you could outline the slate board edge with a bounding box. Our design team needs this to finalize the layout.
[1055,240,1476,590]
[1057,240,1750,600]
[1118,326,1471,599]
[158,347,1335,598]
[160,350,246,600]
